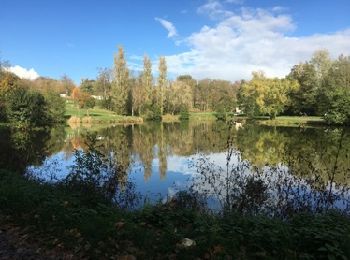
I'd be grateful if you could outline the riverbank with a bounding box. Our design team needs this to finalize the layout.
[66,101,328,127]
[65,102,143,124]
[161,112,217,123]
[253,116,326,127]
[1,170,349,259]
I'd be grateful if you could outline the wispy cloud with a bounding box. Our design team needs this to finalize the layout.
[6,65,39,80]
[197,0,233,20]
[155,17,178,38]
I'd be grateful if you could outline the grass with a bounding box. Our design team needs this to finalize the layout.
[65,101,143,124]
[162,114,180,123]
[65,101,329,127]
[161,112,217,123]
[1,170,350,259]
[189,112,216,121]
[254,116,326,127]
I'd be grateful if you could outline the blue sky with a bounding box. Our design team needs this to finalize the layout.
[1,0,350,83]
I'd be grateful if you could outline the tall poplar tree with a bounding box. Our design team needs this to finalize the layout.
[158,56,167,115]
[112,46,129,115]
[142,54,153,108]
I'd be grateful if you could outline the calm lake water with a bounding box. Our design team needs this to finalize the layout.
[1,121,350,212]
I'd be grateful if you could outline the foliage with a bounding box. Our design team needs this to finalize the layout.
[23,76,75,95]
[95,67,112,109]
[239,71,299,119]
[320,55,350,125]
[288,62,318,115]
[324,89,350,125]
[80,79,96,94]
[44,92,66,123]
[0,71,20,96]
[84,96,96,109]
[157,56,167,115]
[144,103,162,121]
[166,80,193,114]
[179,106,190,121]
[1,170,350,259]
[142,55,153,109]
[195,79,238,112]
[6,87,49,127]
[111,46,129,115]
[71,87,95,109]
[0,99,6,121]
[65,133,137,206]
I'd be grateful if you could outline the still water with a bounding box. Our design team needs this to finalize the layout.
[1,121,350,212]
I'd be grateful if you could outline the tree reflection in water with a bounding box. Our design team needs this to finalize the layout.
[188,122,350,216]
[2,120,349,213]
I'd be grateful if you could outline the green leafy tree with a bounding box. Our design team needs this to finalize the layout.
[157,56,167,115]
[321,55,350,125]
[310,49,332,84]
[6,88,49,127]
[239,71,299,119]
[177,75,197,107]
[166,80,193,114]
[130,75,144,116]
[45,92,66,123]
[142,54,153,110]
[95,67,112,109]
[288,63,318,115]
[80,79,96,94]
[111,46,129,115]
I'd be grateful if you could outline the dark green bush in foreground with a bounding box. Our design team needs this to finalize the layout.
[1,170,350,259]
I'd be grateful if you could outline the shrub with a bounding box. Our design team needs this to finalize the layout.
[144,104,162,121]
[179,107,190,121]
[45,92,66,123]
[323,90,350,125]
[6,87,49,127]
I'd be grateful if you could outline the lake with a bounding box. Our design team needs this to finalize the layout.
[1,121,350,214]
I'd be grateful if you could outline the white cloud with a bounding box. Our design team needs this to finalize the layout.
[197,0,233,20]
[6,65,39,80]
[155,17,178,38]
[164,7,350,81]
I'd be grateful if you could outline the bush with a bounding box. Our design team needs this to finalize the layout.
[6,88,49,127]
[179,107,190,121]
[324,90,350,125]
[144,104,162,121]
[1,169,350,259]
[45,92,66,123]
[84,97,96,109]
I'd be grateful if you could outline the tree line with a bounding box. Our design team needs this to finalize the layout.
[238,50,350,124]
[78,46,239,120]
[1,48,349,126]
[0,60,69,127]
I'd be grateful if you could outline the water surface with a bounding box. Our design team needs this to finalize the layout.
[1,121,350,211]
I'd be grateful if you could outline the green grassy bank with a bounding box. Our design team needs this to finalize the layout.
[0,170,349,259]
[65,101,143,124]
[253,116,326,127]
